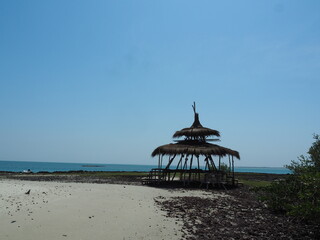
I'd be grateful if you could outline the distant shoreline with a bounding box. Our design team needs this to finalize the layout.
[81,165,105,167]
[0,171,289,185]
[0,160,292,174]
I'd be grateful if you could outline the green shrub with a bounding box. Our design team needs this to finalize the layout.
[289,172,320,221]
[219,162,230,172]
[286,134,320,174]
[259,134,320,224]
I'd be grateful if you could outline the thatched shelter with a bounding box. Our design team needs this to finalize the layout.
[144,103,240,188]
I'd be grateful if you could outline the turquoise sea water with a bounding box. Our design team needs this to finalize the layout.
[0,160,292,174]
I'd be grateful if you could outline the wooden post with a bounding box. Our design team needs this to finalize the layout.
[172,155,183,181]
[208,155,217,172]
[158,154,161,169]
[197,155,200,181]
[176,155,183,169]
[183,156,188,169]
[160,154,164,169]
[165,154,177,169]
[204,156,208,170]
[232,156,235,186]
[164,155,171,181]
[188,155,194,183]
[182,155,189,184]
[160,154,164,180]
[189,155,193,170]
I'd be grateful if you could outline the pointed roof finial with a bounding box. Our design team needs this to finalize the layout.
[192,102,196,114]
[191,102,202,128]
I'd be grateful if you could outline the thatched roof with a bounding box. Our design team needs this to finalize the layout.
[173,113,220,138]
[151,140,240,159]
[151,103,240,160]
[173,127,220,138]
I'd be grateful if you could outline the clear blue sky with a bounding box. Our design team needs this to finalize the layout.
[1,0,319,167]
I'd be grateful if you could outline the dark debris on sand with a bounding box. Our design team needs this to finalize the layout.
[2,171,319,239]
[1,171,145,185]
[156,188,319,240]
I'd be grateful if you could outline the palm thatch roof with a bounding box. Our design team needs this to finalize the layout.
[173,111,220,138]
[173,126,220,138]
[151,102,240,160]
[151,140,240,159]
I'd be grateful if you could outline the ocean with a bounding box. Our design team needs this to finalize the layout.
[0,160,292,174]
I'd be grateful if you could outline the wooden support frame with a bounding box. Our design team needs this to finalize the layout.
[232,156,235,185]
[146,152,238,188]
[158,154,161,168]
[165,154,177,169]
[197,155,200,181]
[160,154,164,169]
[171,155,184,181]
[188,155,194,182]
[208,155,217,172]
[204,156,209,170]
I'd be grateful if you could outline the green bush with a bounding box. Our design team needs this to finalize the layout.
[289,172,320,221]
[259,134,320,224]
[286,134,320,174]
[219,162,230,172]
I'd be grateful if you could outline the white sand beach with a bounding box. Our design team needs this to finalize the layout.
[0,179,214,240]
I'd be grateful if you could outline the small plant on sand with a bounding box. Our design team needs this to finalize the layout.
[219,163,230,173]
[259,134,320,224]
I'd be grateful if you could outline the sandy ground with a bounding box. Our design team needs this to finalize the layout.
[0,179,216,240]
